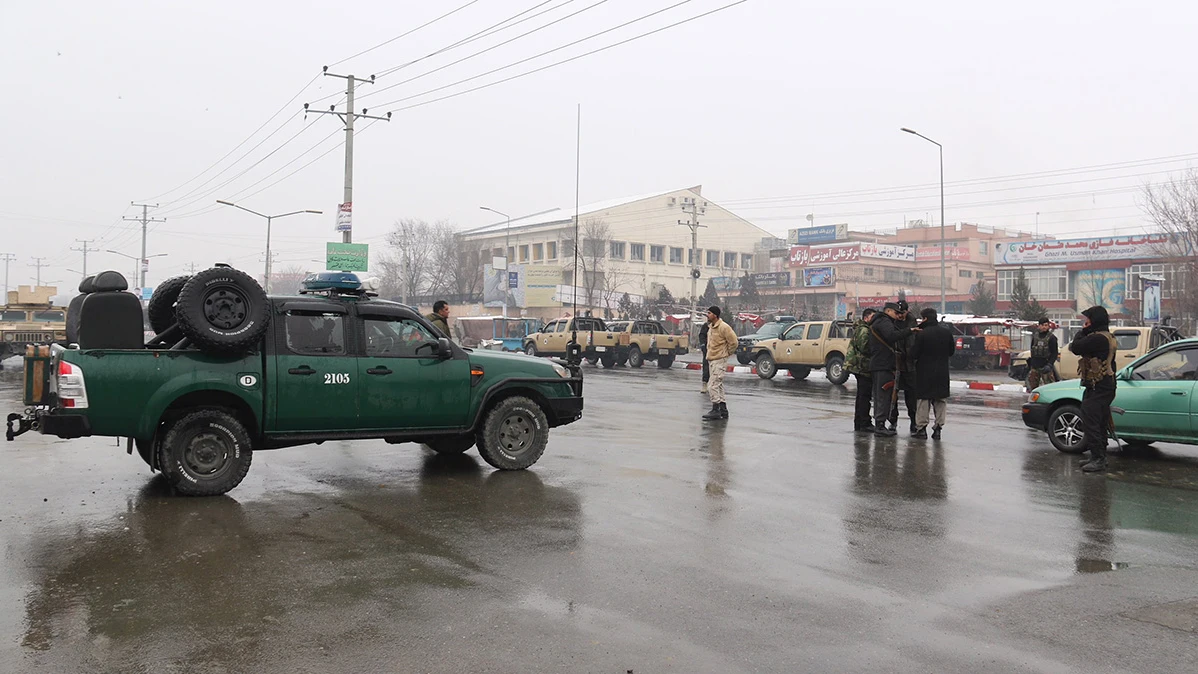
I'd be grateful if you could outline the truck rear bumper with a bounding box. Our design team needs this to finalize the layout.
[38,410,92,439]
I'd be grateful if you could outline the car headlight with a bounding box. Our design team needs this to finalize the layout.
[551,362,570,378]
[1029,392,1040,402]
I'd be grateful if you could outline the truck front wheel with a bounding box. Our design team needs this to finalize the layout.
[425,435,476,455]
[476,396,549,470]
[159,409,254,496]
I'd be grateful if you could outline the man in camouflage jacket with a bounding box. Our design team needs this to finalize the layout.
[845,308,877,432]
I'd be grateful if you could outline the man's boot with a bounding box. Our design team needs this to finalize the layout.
[719,402,729,419]
[909,419,918,434]
[701,382,708,393]
[913,426,927,439]
[931,426,942,440]
[702,403,722,421]
[874,423,896,437]
[1081,444,1107,472]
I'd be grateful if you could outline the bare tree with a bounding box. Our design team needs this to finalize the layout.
[1142,170,1198,327]
[598,262,633,318]
[575,217,612,310]
[270,264,310,296]
[380,218,438,301]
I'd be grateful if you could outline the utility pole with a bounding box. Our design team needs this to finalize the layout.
[1,252,15,299]
[184,263,200,275]
[679,196,707,339]
[71,239,95,277]
[123,203,166,290]
[29,257,48,286]
[304,67,391,245]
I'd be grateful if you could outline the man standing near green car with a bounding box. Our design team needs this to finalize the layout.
[846,307,877,432]
[426,300,451,338]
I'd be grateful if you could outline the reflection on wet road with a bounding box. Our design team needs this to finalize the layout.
[2,361,1197,672]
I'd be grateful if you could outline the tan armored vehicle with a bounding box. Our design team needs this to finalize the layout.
[0,285,66,366]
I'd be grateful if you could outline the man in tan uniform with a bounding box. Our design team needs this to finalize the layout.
[703,305,737,421]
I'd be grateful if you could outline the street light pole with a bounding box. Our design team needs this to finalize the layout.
[480,206,512,322]
[901,127,946,314]
[216,201,322,293]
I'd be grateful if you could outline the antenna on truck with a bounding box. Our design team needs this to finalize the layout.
[566,104,582,369]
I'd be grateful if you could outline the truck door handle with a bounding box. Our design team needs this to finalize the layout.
[367,366,393,376]
[288,366,316,376]
[1170,391,1187,396]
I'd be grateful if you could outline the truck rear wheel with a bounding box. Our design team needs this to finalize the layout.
[424,435,476,455]
[825,355,848,385]
[628,345,644,368]
[176,267,271,355]
[159,409,253,496]
[600,351,616,368]
[657,355,674,369]
[476,396,549,470]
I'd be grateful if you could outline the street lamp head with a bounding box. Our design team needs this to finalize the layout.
[304,210,323,214]
[216,200,235,207]
[900,127,917,134]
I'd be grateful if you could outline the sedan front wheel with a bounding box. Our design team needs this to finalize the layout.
[1047,405,1086,454]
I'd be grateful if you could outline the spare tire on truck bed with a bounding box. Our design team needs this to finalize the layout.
[146,274,192,335]
[176,266,270,354]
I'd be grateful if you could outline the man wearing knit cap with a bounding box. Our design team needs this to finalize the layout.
[702,305,738,421]
[1069,305,1118,472]
[868,301,918,436]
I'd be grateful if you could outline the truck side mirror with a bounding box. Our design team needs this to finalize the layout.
[436,337,452,360]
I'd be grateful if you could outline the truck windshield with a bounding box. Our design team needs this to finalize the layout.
[32,311,65,322]
[757,323,786,338]
[1,310,26,321]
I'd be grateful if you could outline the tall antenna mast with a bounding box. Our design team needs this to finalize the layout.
[568,103,582,367]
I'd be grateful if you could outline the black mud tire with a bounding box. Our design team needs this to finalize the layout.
[586,355,600,365]
[756,352,777,379]
[475,396,549,470]
[159,409,253,496]
[147,275,192,335]
[791,365,811,380]
[175,267,270,355]
[524,343,538,357]
[736,351,752,366]
[600,351,616,368]
[424,435,476,455]
[657,354,674,369]
[825,355,849,385]
[628,345,644,368]
[1047,404,1086,454]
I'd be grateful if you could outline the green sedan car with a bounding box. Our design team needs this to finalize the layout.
[1022,337,1198,453]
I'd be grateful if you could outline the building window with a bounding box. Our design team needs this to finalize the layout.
[862,266,875,277]
[669,247,684,264]
[518,245,529,262]
[1128,263,1185,300]
[562,239,575,256]
[959,269,972,278]
[547,241,558,260]
[724,252,737,268]
[979,241,988,257]
[533,243,544,261]
[610,241,625,260]
[492,247,502,259]
[996,267,1068,301]
[688,248,703,265]
[706,250,719,267]
[650,245,665,263]
[741,253,752,269]
[630,243,645,262]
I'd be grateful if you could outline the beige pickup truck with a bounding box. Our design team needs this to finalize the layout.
[606,319,689,369]
[747,320,854,384]
[523,316,620,367]
[1008,324,1184,382]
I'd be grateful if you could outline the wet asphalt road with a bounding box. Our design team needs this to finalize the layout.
[2,361,1198,673]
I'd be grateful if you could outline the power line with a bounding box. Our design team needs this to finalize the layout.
[357,0,613,104]
[140,73,322,203]
[328,0,486,68]
[29,257,48,286]
[376,0,729,113]
[122,203,167,290]
[70,239,95,277]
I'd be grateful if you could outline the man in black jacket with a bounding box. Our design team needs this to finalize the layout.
[868,301,917,436]
[910,308,956,440]
[888,301,920,433]
[1070,306,1117,473]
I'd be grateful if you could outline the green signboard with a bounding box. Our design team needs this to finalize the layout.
[326,242,369,272]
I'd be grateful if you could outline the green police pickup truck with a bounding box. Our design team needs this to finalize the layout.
[7,269,583,496]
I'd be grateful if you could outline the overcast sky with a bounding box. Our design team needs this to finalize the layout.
[3,0,1196,292]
